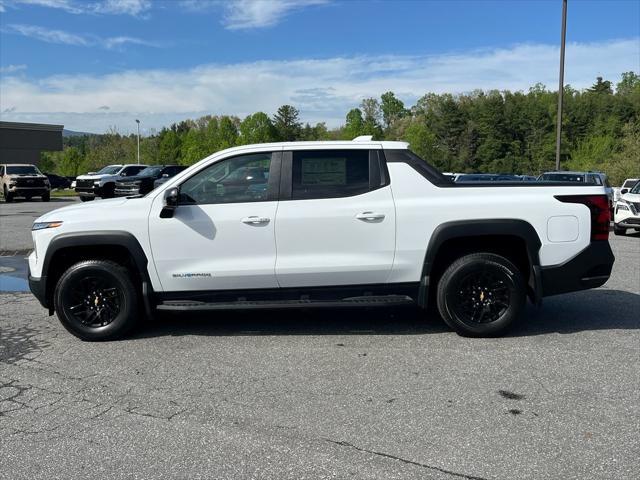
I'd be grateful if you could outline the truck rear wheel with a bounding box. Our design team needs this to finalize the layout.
[54,260,139,341]
[436,253,526,337]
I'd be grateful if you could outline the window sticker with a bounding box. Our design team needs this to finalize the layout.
[301,158,347,185]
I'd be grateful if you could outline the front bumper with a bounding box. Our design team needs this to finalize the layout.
[75,186,99,197]
[28,269,49,309]
[8,187,49,196]
[616,217,640,229]
[540,241,615,297]
[114,186,140,197]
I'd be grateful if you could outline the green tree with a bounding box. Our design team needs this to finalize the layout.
[56,146,86,176]
[380,91,406,129]
[158,129,182,164]
[588,76,613,95]
[273,105,302,141]
[181,128,209,165]
[616,72,640,96]
[216,116,239,149]
[603,121,640,185]
[240,112,277,144]
[343,108,365,139]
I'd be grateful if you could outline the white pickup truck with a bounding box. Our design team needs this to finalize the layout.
[28,138,615,340]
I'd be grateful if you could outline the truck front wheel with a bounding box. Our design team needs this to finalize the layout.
[436,253,526,337]
[54,260,139,341]
[613,224,626,236]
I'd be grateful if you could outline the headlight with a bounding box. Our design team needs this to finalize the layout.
[93,181,100,185]
[618,201,637,215]
[32,221,63,231]
[44,179,50,185]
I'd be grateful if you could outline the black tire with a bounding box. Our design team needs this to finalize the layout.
[54,260,140,341]
[80,196,94,202]
[42,192,50,202]
[101,183,115,199]
[4,188,13,203]
[613,224,626,236]
[436,253,526,337]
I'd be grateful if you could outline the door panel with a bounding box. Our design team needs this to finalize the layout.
[148,151,279,292]
[275,185,396,288]
[149,201,278,291]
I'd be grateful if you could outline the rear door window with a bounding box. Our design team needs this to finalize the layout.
[291,150,371,200]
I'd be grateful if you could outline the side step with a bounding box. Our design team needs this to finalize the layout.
[156,295,415,311]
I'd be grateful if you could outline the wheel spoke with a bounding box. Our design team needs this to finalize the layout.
[453,265,512,325]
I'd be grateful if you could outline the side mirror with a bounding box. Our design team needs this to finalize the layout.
[621,189,628,195]
[160,187,179,218]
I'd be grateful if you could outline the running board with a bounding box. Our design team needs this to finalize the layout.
[156,295,415,311]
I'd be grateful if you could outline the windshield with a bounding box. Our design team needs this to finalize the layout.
[540,173,587,182]
[137,166,162,177]
[6,165,41,175]
[622,179,638,189]
[631,181,640,195]
[96,166,122,175]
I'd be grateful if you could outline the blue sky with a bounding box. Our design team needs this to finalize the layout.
[1,0,639,133]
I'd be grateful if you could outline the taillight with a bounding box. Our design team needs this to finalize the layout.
[555,195,610,241]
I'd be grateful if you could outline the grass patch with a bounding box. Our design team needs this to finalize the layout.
[51,189,78,197]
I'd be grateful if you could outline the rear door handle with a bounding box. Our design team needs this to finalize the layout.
[356,212,385,221]
[241,216,270,224]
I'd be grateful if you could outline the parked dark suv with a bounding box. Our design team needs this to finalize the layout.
[114,165,187,197]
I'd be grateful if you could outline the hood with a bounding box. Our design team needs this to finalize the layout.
[36,197,129,222]
[620,193,640,202]
[9,173,46,178]
[116,174,152,184]
[76,173,116,180]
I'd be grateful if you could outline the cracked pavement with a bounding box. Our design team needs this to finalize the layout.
[0,234,639,479]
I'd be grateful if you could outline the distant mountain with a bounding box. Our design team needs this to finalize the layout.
[63,129,96,137]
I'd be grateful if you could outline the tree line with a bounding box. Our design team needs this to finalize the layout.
[42,72,639,185]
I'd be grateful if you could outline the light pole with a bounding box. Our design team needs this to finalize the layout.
[555,0,568,171]
[135,119,141,165]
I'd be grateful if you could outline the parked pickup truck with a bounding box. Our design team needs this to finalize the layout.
[1,164,51,202]
[114,165,187,197]
[75,164,148,201]
[28,138,615,341]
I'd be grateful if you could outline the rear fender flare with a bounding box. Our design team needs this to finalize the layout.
[418,219,542,307]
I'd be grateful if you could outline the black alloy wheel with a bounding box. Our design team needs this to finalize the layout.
[54,260,139,340]
[436,253,526,337]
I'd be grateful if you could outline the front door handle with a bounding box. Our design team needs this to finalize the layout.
[356,212,385,221]
[241,216,270,224]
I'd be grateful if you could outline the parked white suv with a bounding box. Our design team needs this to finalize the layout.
[75,164,148,201]
[613,180,640,235]
[29,138,614,340]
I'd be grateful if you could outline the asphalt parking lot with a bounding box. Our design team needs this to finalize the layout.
[1,199,639,479]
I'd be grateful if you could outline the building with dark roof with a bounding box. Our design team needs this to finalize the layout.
[0,121,64,166]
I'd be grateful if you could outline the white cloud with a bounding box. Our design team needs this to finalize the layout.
[0,64,27,73]
[11,0,82,14]
[223,0,329,29]
[7,0,151,15]
[102,35,160,49]
[3,23,160,49]
[1,38,638,133]
[90,0,151,16]
[4,24,89,45]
